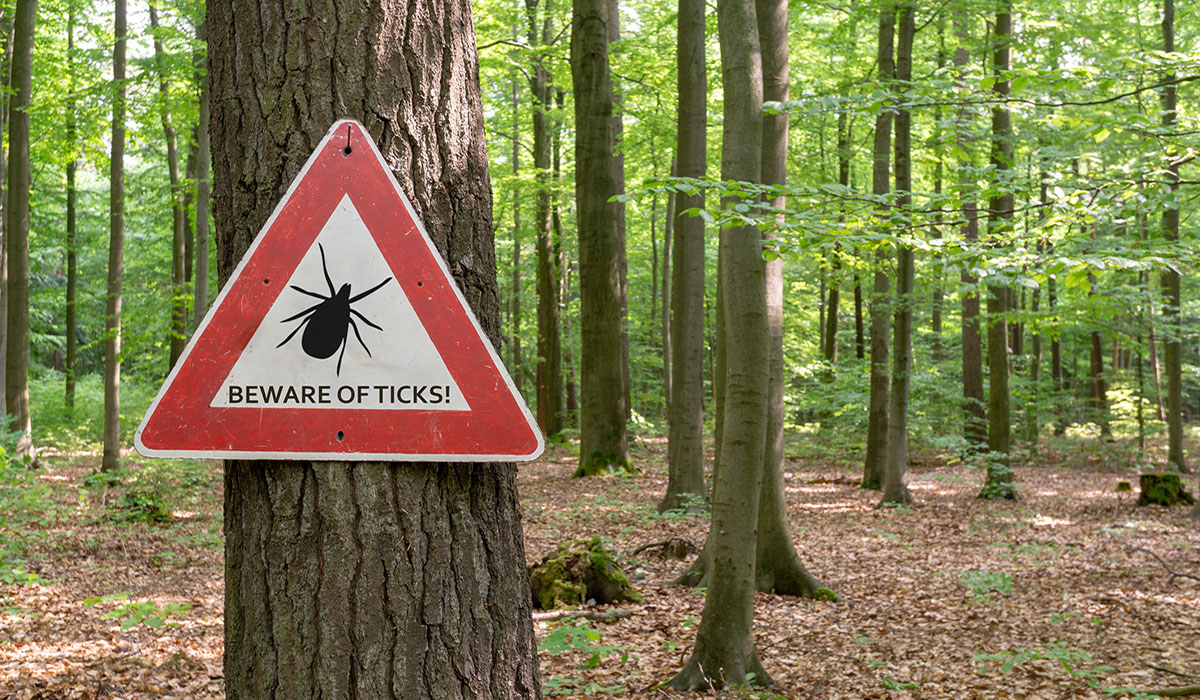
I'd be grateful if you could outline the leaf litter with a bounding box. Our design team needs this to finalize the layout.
[1,437,1197,698]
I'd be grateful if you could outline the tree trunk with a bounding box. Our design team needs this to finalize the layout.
[1161,0,1188,473]
[64,6,77,414]
[572,0,631,475]
[929,20,945,361]
[1025,281,1041,444]
[755,0,824,594]
[102,0,125,473]
[854,275,864,359]
[0,7,12,420]
[980,0,1016,500]
[955,10,985,450]
[861,0,894,492]
[661,165,672,414]
[510,69,523,396]
[882,0,913,507]
[553,87,578,427]
[193,18,212,328]
[670,0,770,683]
[1146,272,1165,421]
[825,107,847,366]
[208,0,541,695]
[607,0,631,424]
[3,0,32,459]
[660,0,707,513]
[529,0,563,437]
[1090,327,1111,438]
[149,1,188,368]
[1049,273,1065,434]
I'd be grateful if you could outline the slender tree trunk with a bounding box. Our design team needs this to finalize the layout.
[102,0,125,473]
[882,0,914,506]
[3,0,33,459]
[861,0,894,491]
[553,88,578,427]
[660,0,706,512]
[1160,0,1188,474]
[572,0,631,474]
[606,0,631,423]
[209,0,542,694]
[0,7,15,417]
[1146,272,1165,420]
[661,166,673,413]
[980,0,1016,500]
[64,6,77,414]
[193,19,212,327]
[955,11,985,449]
[824,109,847,366]
[854,275,864,359]
[754,0,824,593]
[670,0,771,683]
[1025,280,1041,444]
[149,1,189,368]
[930,20,945,361]
[510,70,523,396]
[1049,273,1065,434]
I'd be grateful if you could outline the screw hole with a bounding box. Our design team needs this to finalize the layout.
[417,281,424,287]
[336,430,345,442]
[343,146,353,156]
[263,278,270,285]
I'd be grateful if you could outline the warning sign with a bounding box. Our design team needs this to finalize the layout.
[134,119,543,461]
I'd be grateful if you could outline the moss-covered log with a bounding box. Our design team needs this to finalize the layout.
[1138,473,1195,506]
[529,538,641,609]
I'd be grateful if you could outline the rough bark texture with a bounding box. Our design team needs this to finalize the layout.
[64,6,77,414]
[1161,0,1188,474]
[149,1,188,367]
[981,0,1016,500]
[192,19,211,328]
[862,0,894,492]
[755,0,823,594]
[659,0,706,513]
[208,1,541,696]
[3,0,33,458]
[529,0,563,437]
[955,11,985,450]
[102,0,125,473]
[671,0,769,684]
[572,0,631,475]
[882,0,913,507]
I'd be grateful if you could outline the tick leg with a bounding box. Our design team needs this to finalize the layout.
[318,243,336,296]
[276,315,312,348]
[336,337,348,376]
[349,308,383,332]
[279,301,324,323]
[349,277,392,303]
[288,285,327,301]
[348,317,373,357]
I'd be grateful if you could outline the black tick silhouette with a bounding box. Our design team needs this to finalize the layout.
[277,243,392,375]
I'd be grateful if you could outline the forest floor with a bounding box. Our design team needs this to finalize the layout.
[1,433,1199,699]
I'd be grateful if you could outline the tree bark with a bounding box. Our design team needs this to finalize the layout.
[529,0,563,437]
[1146,272,1165,420]
[149,1,189,368]
[853,275,864,359]
[980,0,1016,500]
[64,6,77,415]
[861,0,894,492]
[661,166,672,414]
[192,18,211,328]
[882,0,914,507]
[209,1,541,696]
[670,0,770,684]
[572,0,631,475]
[102,0,124,473]
[0,6,12,419]
[510,69,523,396]
[955,10,985,450]
[1161,0,1188,473]
[660,0,706,512]
[3,0,33,459]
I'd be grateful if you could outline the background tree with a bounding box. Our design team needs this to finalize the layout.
[101,0,125,474]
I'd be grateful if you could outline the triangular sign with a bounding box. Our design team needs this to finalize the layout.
[135,119,543,462]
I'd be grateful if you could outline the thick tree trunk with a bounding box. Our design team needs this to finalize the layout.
[64,7,77,414]
[1161,0,1188,474]
[209,1,541,696]
[529,0,563,437]
[3,0,33,459]
[862,0,894,491]
[980,0,1016,500]
[102,0,125,473]
[660,0,707,513]
[572,0,631,475]
[670,0,769,683]
[882,0,914,507]
[149,2,188,368]
[954,11,985,449]
[193,19,211,328]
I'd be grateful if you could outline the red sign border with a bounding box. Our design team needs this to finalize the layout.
[134,120,544,462]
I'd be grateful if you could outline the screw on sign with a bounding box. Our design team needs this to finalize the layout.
[276,243,392,375]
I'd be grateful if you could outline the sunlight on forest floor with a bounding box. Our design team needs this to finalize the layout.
[0,434,1198,698]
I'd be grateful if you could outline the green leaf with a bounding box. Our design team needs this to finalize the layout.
[1093,128,1111,143]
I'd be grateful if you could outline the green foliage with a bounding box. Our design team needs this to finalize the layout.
[538,618,630,668]
[974,641,1112,681]
[83,593,192,630]
[957,570,1014,603]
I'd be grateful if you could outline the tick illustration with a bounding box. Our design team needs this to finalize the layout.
[277,243,392,375]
